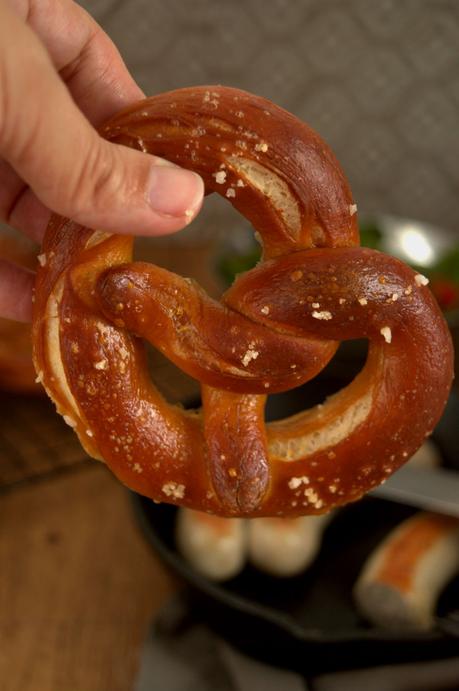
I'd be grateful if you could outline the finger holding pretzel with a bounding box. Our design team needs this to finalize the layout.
[0,0,204,323]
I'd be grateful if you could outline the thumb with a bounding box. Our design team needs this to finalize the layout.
[0,4,204,236]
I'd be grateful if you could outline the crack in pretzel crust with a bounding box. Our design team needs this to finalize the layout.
[32,86,454,517]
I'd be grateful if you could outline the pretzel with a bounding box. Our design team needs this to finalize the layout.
[32,86,454,517]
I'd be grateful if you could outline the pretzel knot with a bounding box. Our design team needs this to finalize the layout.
[32,87,453,517]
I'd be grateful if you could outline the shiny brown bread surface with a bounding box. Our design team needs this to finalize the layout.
[32,86,454,516]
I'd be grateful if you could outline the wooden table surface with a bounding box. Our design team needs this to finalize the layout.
[0,463,177,691]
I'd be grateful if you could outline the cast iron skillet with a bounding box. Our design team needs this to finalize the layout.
[131,347,459,674]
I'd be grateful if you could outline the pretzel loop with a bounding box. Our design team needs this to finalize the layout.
[32,87,453,517]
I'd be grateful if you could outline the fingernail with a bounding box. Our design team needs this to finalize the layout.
[148,166,204,218]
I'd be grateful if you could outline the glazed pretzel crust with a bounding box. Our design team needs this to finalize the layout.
[32,86,453,517]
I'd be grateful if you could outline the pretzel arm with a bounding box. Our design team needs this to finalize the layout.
[96,261,337,394]
[101,87,358,258]
[201,386,269,514]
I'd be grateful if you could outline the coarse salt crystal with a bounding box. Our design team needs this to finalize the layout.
[358,298,367,306]
[415,273,429,286]
[304,488,319,503]
[213,170,227,184]
[162,482,185,499]
[349,204,358,216]
[380,326,392,344]
[241,348,259,367]
[226,188,236,198]
[254,142,268,152]
[288,476,310,490]
[312,310,332,320]
[288,477,302,490]
[261,305,270,315]
[37,253,47,267]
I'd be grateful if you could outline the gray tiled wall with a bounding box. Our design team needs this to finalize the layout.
[82,0,459,236]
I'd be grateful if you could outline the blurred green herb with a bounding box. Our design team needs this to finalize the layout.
[359,221,384,250]
[218,245,261,286]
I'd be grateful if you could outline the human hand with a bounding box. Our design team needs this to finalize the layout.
[0,0,204,322]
